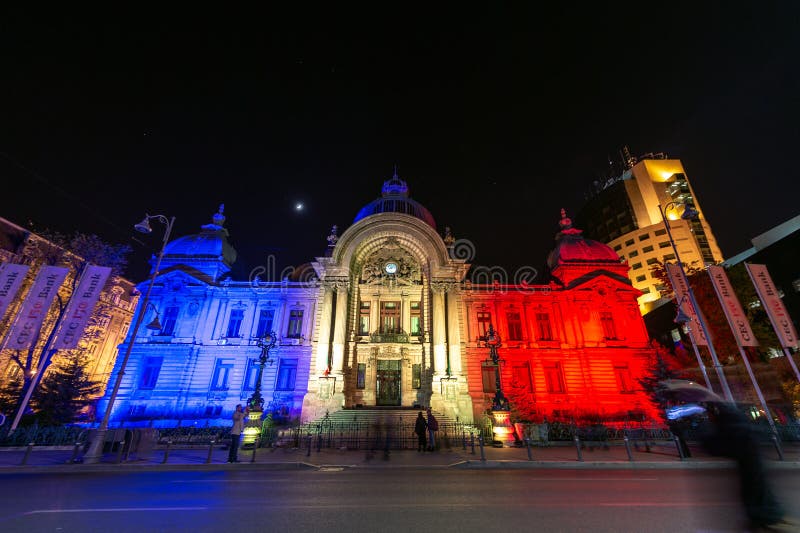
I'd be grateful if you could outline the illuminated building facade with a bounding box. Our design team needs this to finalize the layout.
[97,172,660,426]
[576,153,724,313]
[0,217,137,400]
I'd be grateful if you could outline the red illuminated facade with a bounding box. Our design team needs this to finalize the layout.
[461,211,660,423]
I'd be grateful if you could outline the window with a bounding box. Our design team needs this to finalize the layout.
[641,287,651,294]
[613,244,622,251]
[535,313,553,341]
[275,358,298,390]
[359,301,370,335]
[654,228,667,236]
[380,302,401,334]
[631,262,642,270]
[624,239,634,247]
[357,363,367,389]
[211,358,234,390]
[659,241,671,249]
[646,258,658,265]
[226,309,244,338]
[600,311,617,340]
[287,309,303,338]
[476,311,492,339]
[243,358,259,391]
[506,311,523,341]
[410,302,421,335]
[642,245,654,253]
[663,254,676,262]
[481,361,497,393]
[615,364,635,393]
[255,309,275,338]
[512,363,532,392]
[628,250,639,258]
[635,275,647,282]
[160,306,179,336]
[412,364,421,389]
[638,233,651,241]
[544,362,565,393]
[139,356,163,389]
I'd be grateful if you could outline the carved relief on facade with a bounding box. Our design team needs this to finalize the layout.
[358,244,421,286]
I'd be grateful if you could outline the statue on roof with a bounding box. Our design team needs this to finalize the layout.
[327,225,339,247]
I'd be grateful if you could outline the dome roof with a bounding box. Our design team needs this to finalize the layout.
[353,169,437,229]
[547,209,621,269]
[159,205,237,280]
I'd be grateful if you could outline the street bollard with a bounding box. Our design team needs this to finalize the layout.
[115,440,126,464]
[574,436,583,462]
[470,432,475,455]
[69,442,82,464]
[307,434,312,457]
[251,437,259,463]
[623,436,634,462]
[206,440,215,464]
[674,435,685,461]
[162,441,172,464]
[478,435,486,461]
[771,433,784,461]
[21,442,35,465]
[316,433,322,453]
[525,438,533,461]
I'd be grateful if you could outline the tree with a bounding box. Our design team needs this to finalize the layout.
[31,352,101,425]
[638,340,691,413]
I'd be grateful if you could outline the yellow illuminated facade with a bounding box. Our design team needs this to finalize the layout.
[576,156,724,314]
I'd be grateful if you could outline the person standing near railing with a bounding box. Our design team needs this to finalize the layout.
[426,408,438,451]
[228,404,246,463]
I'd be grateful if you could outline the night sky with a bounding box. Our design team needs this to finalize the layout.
[2,5,799,283]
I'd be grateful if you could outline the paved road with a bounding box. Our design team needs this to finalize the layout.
[0,468,796,532]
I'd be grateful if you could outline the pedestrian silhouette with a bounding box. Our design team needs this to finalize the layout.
[414,411,428,452]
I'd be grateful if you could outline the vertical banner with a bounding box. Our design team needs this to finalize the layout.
[0,263,30,324]
[665,263,708,346]
[53,265,112,350]
[745,263,798,348]
[707,265,759,347]
[2,265,69,351]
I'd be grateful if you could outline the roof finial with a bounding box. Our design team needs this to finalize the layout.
[393,164,399,179]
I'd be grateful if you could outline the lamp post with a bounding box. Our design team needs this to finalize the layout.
[83,214,175,464]
[673,295,713,391]
[242,331,277,447]
[484,324,507,411]
[658,202,733,402]
[249,331,277,411]
[484,323,515,446]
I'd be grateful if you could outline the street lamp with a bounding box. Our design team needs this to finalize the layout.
[658,202,734,402]
[673,295,713,391]
[83,213,175,463]
[242,331,277,447]
[483,323,515,446]
[484,324,507,411]
[249,331,277,411]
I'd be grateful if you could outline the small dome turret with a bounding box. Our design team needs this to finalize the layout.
[547,208,621,269]
[158,204,237,282]
[353,168,437,229]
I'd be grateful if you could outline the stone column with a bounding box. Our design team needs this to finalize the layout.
[314,286,334,374]
[446,289,463,375]
[331,283,349,375]
[431,282,447,377]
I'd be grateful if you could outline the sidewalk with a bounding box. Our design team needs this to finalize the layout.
[1,440,798,473]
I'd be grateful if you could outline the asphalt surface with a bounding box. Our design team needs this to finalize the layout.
[0,468,797,532]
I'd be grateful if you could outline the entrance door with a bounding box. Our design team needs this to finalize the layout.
[376,359,401,406]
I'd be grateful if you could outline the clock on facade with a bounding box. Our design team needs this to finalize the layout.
[384,262,398,275]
